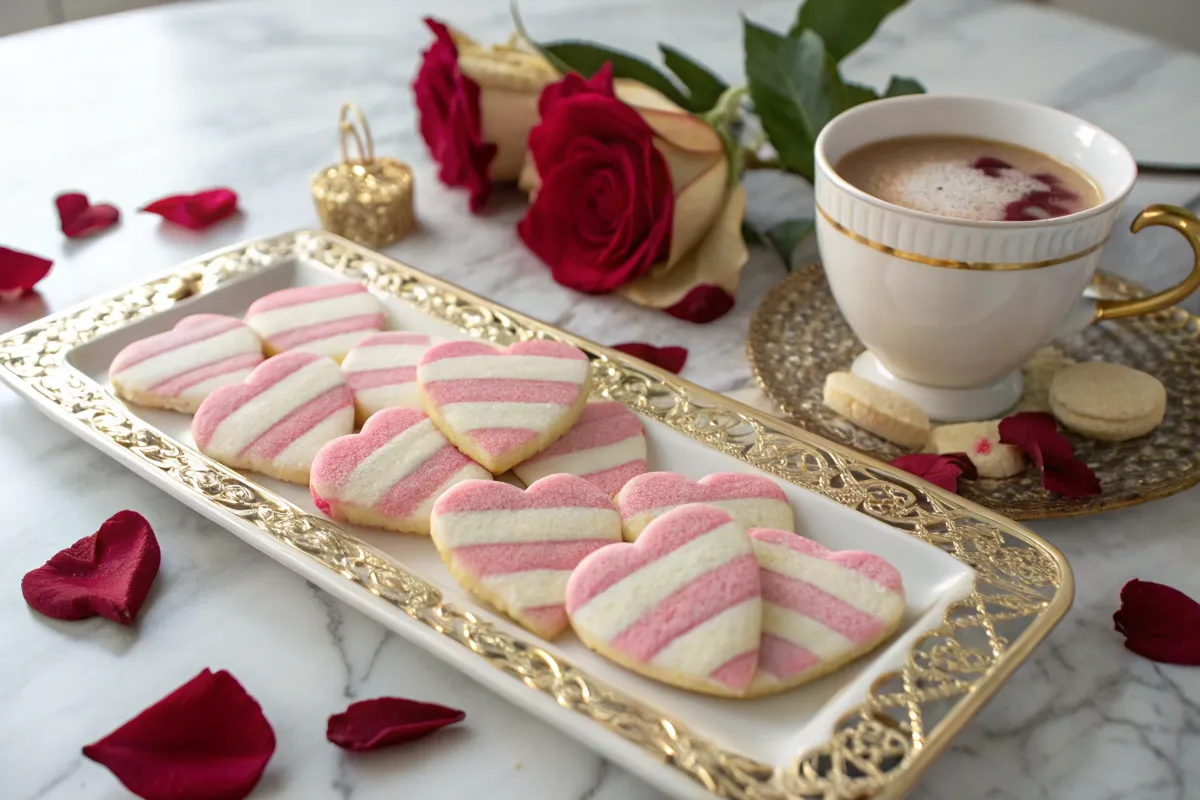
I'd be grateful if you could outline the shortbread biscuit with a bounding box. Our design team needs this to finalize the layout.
[926,421,1026,478]
[512,401,646,496]
[615,471,794,541]
[1049,362,1166,441]
[822,372,930,449]
[341,332,443,425]
[245,284,386,362]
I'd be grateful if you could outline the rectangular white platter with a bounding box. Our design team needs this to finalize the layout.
[0,232,1073,800]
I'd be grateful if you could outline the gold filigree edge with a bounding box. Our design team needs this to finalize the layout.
[0,231,1072,800]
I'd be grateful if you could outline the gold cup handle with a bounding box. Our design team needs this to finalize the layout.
[1094,204,1200,320]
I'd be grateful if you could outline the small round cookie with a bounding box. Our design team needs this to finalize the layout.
[823,372,930,449]
[1049,362,1166,441]
[341,331,443,425]
[244,283,386,362]
[512,401,647,496]
[926,421,1026,478]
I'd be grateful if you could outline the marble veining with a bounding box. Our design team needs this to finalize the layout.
[1,0,1198,798]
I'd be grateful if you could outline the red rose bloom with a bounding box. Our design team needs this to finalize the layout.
[518,65,674,294]
[413,18,496,212]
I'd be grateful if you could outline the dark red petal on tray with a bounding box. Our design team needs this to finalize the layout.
[141,188,239,230]
[21,510,160,625]
[56,192,121,238]
[327,697,465,751]
[998,411,1100,496]
[663,284,735,324]
[890,452,976,494]
[1113,579,1200,666]
[0,246,52,301]
[83,669,275,800]
[611,342,688,374]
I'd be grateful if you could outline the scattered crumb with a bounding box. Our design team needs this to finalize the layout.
[514,762,522,770]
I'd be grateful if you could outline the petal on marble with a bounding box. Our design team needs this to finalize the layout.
[83,669,275,800]
[611,342,687,374]
[326,697,465,751]
[0,246,52,302]
[890,452,976,494]
[55,192,121,238]
[1114,579,1200,666]
[141,188,239,230]
[21,510,160,625]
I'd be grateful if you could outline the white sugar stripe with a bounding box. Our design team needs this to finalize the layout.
[248,292,382,336]
[650,599,761,675]
[762,602,856,660]
[276,408,354,469]
[113,327,258,385]
[440,402,570,432]
[206,361,342,454]
[518,437,645,481]
[753,539,902,618]
[636,498,794,530]
[421,354,590,383]
[294,330,379,359]
[435,507,621,547]
[482,569,572,609]
[342,421,448,507]
[570,521,750,640]
[345,344,430,371]
[354,384,422,412]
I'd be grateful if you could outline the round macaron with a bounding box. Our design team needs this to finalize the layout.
[1049,361,1166,442]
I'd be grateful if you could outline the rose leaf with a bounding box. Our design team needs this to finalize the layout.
[790,0,909,63]
[658,44,728,113]
[883,75,926,97]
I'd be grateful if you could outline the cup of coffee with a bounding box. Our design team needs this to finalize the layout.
[814,94,1200,421]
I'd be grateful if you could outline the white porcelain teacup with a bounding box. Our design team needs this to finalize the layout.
[814,94,1200,421]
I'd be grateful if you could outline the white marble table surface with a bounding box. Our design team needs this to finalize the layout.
[2,0,1199,798]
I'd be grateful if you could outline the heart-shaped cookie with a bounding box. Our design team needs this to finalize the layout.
[417,340,592,474]
[513,401,646,496]
[431,473,621,638]
[110,314,264,413]
[192,351,354,484]
[565,503,762,696]
[244,283,386,361]
[615,472,794,541]
[341,332,443,424]
[747,528,905,696]
[310,407,491,534]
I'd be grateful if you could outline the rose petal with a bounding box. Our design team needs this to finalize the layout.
[0,246,52,301]
[21,510,160,625]
[55,192,121,238]
[1113,579,1200,665]
[998,411,1100,496]
[890,452,976,493]
[326,697,465,751]
[611,342,687,373]
[663,284,735,323]
[141,188,239,230]
[83,669,276,800]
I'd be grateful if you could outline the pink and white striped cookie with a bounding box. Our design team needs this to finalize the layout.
[565,503,762,696]
[192,352,355,484]
[417,340,592,474]
[513,402,646,496]
[341,332,443,425]
[430,474,621,639]
[109,314,264,413]
[615,472,794,541]
[244,284,386,362]
[310,407,491,534]
[748,528,905,697]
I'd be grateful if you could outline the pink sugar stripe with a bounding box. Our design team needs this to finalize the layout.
[420,339,587,364]
[242,386,352,459]
[376,445,479,518]
[471,428,538,457]
[110,315,243,373]
[758,634,820,679]
[760,571,887,645]
[521,604,568,633]
[355,331,431,348]
[149,351,263,396]
[618,473,785,519]
[452,539,616,576]
[582,461,647,496]
[346,366,417,390]
[313,409,424,492]
[750,529,903,592]
[566,505,733,609]
[424,378,581,405]
[268,313,383,350]
[246,283,366,315]
[529,403,642,459]
[421,340,501,363]
[434,478,616,514]
[191,353,321,448]
[709,650,759,689]
[609,554,760,661]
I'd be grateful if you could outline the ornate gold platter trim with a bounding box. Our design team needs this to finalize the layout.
[0,231,1073,800]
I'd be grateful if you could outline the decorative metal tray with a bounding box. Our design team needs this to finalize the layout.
[748,262,1200,520]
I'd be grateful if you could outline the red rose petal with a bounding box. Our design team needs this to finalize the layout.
[327,697,465,751]
[0,246,52,301]
[55,191,121,238]
[1113,579,1200,665]
[890,452,976,494]
[998,411,1100,496]
[141,188,239,230]
[83,669,275,800]
[538,63,617,117]
[611,342,688,373]
[21,510,160,625]
[664,284,735,323]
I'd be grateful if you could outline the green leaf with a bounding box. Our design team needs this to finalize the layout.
[840,81,879,111]
[744,22,840,180]
[790,0,908,62]
[541,40,691,108]
[659,44,728,112]
[741,221,766,246]
[765,219,816,268]
[883,75,926,97]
